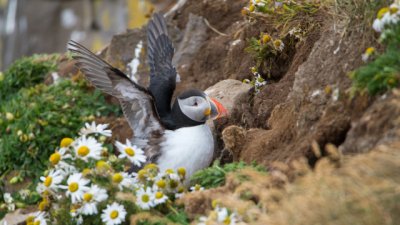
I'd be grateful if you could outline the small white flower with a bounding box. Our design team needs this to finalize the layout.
[136,187,155,210]
[115,139,146,167]
[190,184,205,192]
[31,212,48,225]
[216,207,239,225]
[3,193,13,204]
[7,203,15,211]
[153,190,168,205]
[101,202,127,225]
[39,169,64,193]
[79,185,108,215]
[60,173,90,203]
[373,18,384,32]
[80,121,112,137]
[18,189,30,200]
[112,172,135,190]
[73,136,103,161]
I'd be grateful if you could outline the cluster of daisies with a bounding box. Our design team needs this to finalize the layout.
[372,2,400,33]
[362,2,400,62]
[27,122,204,225]
[197,202,241,225]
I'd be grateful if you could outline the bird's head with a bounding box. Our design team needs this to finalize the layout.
[172,89,228,125]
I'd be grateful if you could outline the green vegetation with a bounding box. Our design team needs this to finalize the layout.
[0,54,121,181]
[243,0,320,36]
[350,7,400,95]
[191,161,266,188]
[0,54,60,101]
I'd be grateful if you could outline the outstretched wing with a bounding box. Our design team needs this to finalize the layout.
[67,40,164,151]
[147,13,177,119]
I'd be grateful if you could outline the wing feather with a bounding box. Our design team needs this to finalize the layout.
[147,13,177,119]
[67,40,164,154]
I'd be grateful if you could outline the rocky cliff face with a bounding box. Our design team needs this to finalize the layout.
[98,0,399,170]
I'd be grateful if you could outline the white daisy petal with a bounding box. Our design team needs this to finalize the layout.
[101,202,127,225]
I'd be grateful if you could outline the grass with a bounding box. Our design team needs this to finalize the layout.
[190,161,266,188]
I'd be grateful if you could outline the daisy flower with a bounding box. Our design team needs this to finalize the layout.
[49,147,73,171]
[79,121,112,137]
[216,207,239,225]
[361,47,375,62]
[79,185,108,215]
[61,173,90,203]
[26,212,48,225]
[190,184,205,192]
[136,187,155,210]
[153,190,168,205]
[73,136,102,162]
[101,202,127,225]
[112,172,135,190]
[38,169,64,193]
[273,39,285,51]
[115,139,146,167]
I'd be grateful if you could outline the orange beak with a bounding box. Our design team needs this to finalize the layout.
[210,98,228,119]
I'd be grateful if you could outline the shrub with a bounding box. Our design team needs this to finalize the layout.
[0,79,121,180]
[0,54,60,101]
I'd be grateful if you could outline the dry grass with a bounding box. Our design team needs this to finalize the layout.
[181,141,400,225]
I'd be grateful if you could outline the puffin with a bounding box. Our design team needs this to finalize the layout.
[67,13,227,179]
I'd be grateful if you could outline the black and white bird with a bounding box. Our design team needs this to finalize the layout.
[67,13,227,179]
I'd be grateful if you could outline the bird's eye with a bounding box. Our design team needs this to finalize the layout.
[193,101,198,106]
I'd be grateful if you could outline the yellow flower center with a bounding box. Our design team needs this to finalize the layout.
[110,210,119,219]
[390,6,398,14]
[223,217,231,225]
[77,146,90,157]
[26,216,35,223]
[195,184,201,191]
[262,34,271,43]
[177,167,186,177]
[82,168,91,176]
[124,147,135,156]
[144,163,158,170]
[177,186,185,193]
[274,40,282,48]
[165,168,174,174]
[365,47,375,55]
[169,180,178,189]
[377,7,389,19]
[155,192,164,199]
[60,137,74,147]
[138,169,147,180]
[34,221,41,225]
[44,176,52,187]
[68,182,79,193]
[141,194,150,203]
[156,179,166,189]
[83,193,93,202]
[112,173,123,183]
[38,199,48,211]
[49,152,61,165]
[249,4,255,12]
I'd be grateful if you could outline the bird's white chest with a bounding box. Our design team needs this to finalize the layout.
[157,124,214,179]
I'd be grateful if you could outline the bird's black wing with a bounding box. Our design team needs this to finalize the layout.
[147,13,177,119]
[68,41,164,162]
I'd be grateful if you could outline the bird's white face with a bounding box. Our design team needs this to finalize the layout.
[178,96,212,123]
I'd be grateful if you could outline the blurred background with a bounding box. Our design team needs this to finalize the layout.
[0,0,176,70]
